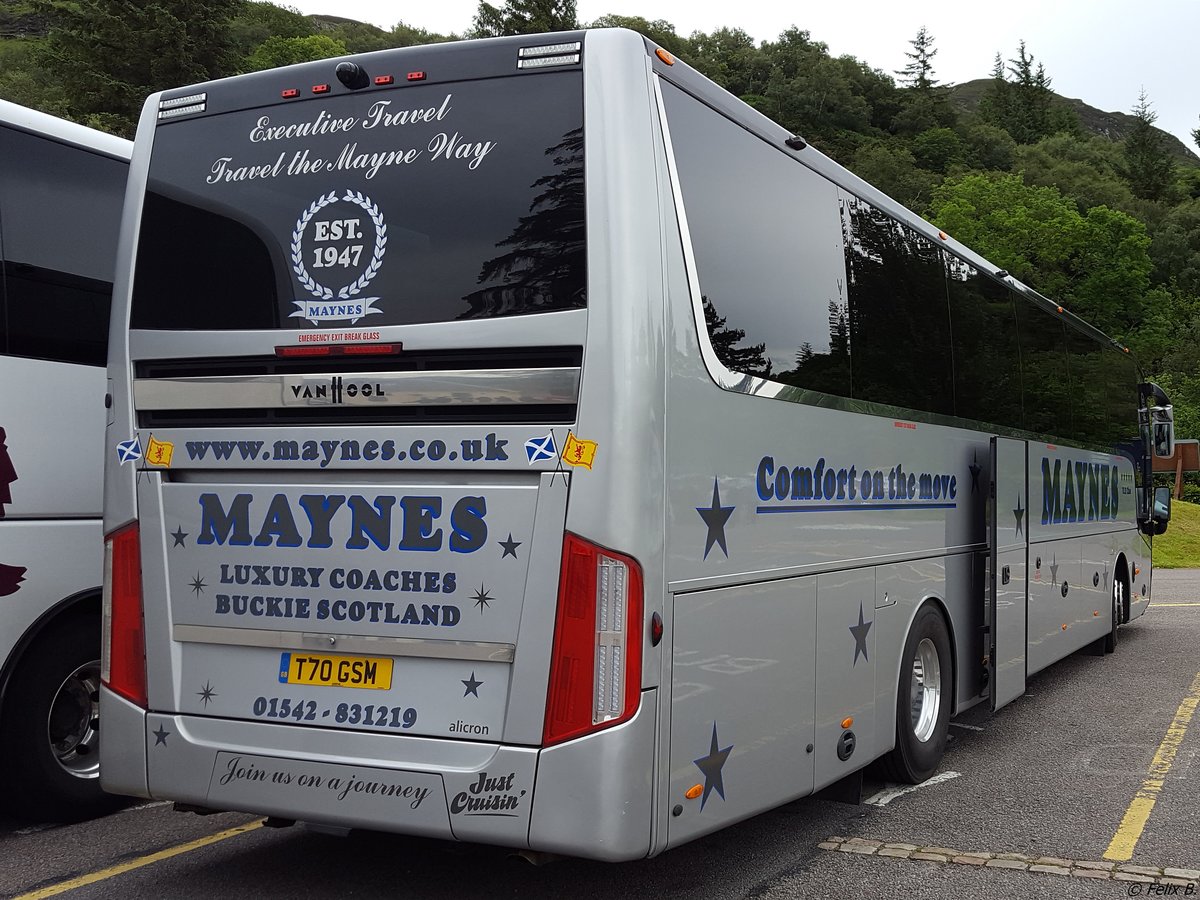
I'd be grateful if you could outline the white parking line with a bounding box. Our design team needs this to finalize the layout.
[864,771,961,807]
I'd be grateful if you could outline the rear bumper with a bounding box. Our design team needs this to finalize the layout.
[102,686,657,860]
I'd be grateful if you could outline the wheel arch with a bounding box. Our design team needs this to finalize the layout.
[0,588,101,725]
[1113,552,1131,624]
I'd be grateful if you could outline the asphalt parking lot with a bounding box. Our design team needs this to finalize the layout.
[3,572,1199,899]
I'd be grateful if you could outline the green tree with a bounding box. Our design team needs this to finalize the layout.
[468,0,577,38]
[896,26,937,92]
[34,0,242,136]
[227,2,315,60]
[687,26,765,98]
[929,172,1152,336]
[1192,115,1199,151]
[1121,90,1176,202]
[891,27,955,136]
[586,14,689,56]
[850,140,939,209]
[389,22,456,48]
[1014,132,1135,213]
[244,34,347,72]
[979,41,1076,145]
[911,127,964,173]
[961,122,1016,171]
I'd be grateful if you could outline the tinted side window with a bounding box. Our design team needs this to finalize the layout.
[1104,350,1142,449]
[842,196,954,416]
[1064,325,1110,448]
[661,80,848,388]
[0,126,126,366]
[947,260,1023,430]
[1013,295,1069,439]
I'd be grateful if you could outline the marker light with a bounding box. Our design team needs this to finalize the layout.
[274,343,401,358]
[407,71,426,82]
[374,75,394,85]
[656,48,675,65]
[312,84,330,94]
[281,88,300,99]
[841,717,854,730]
[685,784,703,800]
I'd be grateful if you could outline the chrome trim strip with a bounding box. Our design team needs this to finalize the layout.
[172,624,516,663]
[134,367,581,410]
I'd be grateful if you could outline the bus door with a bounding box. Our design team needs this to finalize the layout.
[988,436,1027,711]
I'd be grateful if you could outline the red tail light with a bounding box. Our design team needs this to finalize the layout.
[543,534,643,745]
[102,524,147,708]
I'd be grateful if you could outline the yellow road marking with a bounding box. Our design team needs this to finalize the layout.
[13,819,264,900]
[1104,672,1200,862]
[1151,603,1200,607]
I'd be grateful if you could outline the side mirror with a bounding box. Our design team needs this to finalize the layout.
[1140,383,1175,460]
[1152,485,1172,535]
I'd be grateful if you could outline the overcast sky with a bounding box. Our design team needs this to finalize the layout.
[272,0,1198,150]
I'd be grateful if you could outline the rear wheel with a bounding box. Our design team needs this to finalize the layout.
[0,615,121,821]
[878,604,952,784]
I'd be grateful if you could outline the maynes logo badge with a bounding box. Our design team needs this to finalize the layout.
[287,376,386,405]
[1040,457,1120,525]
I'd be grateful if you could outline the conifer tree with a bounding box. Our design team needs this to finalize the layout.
[1121,90,1176,202]
[469,0,577,38]
[896,26,938,92]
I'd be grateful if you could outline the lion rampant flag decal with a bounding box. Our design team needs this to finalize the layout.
[561,432,598,470]
[146,436,175,468]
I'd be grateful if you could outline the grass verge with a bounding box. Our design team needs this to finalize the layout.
[1152,499,1200,568]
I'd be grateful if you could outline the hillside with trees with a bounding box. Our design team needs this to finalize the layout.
[3,0,1200,441]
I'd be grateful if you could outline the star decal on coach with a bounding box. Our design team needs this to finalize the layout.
[153,726,170,747]
[189,572,207,597]
[170,526,188,548]
[969,452,982,494]
[472,584,493,614]
[693,722,733,811]
[498,533,522,559]
[849,602,873,665]
[462,672,482,698]
[696,478,735,560]
[1013,496,1024,537]
[197,682,218,707]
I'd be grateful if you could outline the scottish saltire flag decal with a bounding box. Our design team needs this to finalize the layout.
[524,433,557,464]
[116,437,142,464]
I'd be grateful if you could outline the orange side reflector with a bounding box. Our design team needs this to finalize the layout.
[841,717,854,730]
[685,784,703,800]
[656,48,675,65]
[1134,565,1141,576]
[1094,611,1100,616]
[1061,624,1068,630]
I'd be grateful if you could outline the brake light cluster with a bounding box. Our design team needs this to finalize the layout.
[543,534,643,745]
[102,524,147,708]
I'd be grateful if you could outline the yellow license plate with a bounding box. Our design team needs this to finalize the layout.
[279,651,393,690]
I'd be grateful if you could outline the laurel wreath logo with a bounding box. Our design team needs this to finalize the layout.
[290,190,388,301]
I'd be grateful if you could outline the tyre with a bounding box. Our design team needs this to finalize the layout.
[0,614,122,821]
[878,604,952,784]
[1103,576,1123,655]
